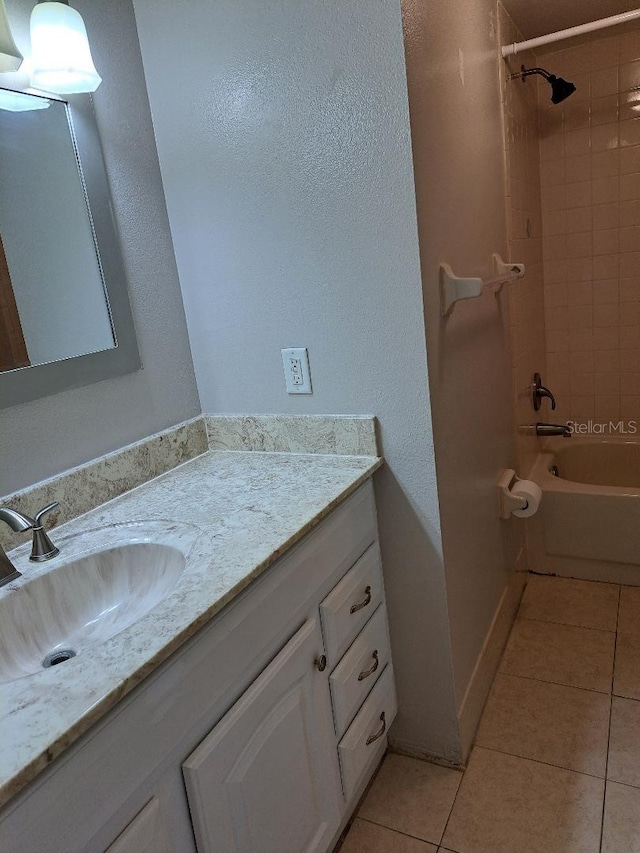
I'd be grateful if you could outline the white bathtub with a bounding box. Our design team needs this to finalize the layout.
[528,437,640,584]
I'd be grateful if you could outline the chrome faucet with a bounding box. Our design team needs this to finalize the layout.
[0,502,60,588]
[536,423,572,438]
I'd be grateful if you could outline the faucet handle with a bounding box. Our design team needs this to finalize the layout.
[30,502,59,563]
[33,502,59,528]
[532,372,557,411]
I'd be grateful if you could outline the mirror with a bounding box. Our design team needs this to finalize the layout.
[0,86,139,406]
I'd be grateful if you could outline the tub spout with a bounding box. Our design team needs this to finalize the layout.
[536,423,572,438]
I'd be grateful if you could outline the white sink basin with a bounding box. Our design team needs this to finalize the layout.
[0,539,187,683]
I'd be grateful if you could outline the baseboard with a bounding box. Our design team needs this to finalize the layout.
[456,570,527,762]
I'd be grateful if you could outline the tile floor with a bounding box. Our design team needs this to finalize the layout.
[338,574,640,853]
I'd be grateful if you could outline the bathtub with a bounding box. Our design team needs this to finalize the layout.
[528,437,640,585]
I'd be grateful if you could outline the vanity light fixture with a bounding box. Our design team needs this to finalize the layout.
[0,0,23,71]
[30,0,101,95]
[0,86,50,110]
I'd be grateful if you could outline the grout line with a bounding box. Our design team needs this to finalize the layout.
[438,758,466,849]
[356,816,440,847]
[499,669,612,695]
[600,585,620,852]
[497,670,614,696]
[478,745,607,782]
[516,615,617,635]
[606,778,640,792]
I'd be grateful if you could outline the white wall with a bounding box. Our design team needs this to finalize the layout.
[402,0,522,718]
[133,0,461,759]
[0,0,201,494]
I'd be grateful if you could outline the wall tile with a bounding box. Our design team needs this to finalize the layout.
[593,230,619,255]
[593,279,619,304]
[569,304,593,329]
[620,199,640,226]
[591,95,618,127]
[620,60,640,92]
[620,252,640,277]
[568,281,593,304]
[619,91,640,122]
[592,176,619,204]
[620,119,640,148]
[592,126,619,153]
[620,174,640,201]
[620,144,640,174]
[594,303,619,327]
[593,254,619,280]
[619,225,640,252]
[620,277,640,301]
[592,203,619,230]
[565,128,591,157]
[591,66,618,98]
[539,29,640,430]
[591,35,619,69]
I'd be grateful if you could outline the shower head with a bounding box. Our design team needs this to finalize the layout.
[512,65,577,105]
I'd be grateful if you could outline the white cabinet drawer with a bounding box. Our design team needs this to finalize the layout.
[329,606,391,738]
[320,544,383,664]
[337,665,397,801]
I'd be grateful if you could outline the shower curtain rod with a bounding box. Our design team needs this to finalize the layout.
[502,7,640,57]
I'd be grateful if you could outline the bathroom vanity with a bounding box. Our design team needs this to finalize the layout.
[0,443,394,852]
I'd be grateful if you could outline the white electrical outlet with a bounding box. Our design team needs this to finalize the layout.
[281,347,313,394]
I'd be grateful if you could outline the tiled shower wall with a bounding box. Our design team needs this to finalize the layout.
[498,3,546,473]
[539,28,640,426]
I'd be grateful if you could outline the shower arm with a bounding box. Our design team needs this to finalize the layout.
[513,67,552,83]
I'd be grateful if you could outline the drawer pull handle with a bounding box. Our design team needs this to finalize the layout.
[314,655,327,672]
[366,712,386,746]
[358,650,379,681]
[350,585,372,614]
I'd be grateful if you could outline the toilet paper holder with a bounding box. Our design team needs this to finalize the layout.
[498,469,529,519]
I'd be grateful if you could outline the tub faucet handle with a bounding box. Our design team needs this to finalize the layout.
[532,372,556,411]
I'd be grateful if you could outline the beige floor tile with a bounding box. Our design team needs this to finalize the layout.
[476,673,610,776]
[614,632,640,699]
[608,697,640,787]
[442,748,604,853]
[618,585,640,635]
[500,618,615,693]
[339,819,437,853]
[357,754,462,845]
[519,575,619,631]
[602,781,640,852]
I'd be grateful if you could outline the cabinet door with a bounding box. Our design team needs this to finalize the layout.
[183,618,342,853]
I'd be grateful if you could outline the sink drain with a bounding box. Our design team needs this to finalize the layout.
[42,649,77,669]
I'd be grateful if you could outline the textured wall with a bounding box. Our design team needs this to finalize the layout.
[402,0,522,715]
[133,0,461,759]
[0,0,200,494]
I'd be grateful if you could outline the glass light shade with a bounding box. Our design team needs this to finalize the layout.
[30,2,102,95]
[0,88,50,111]
[0,0,23,72]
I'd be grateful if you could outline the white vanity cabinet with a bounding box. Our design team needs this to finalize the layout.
[0,480,396,853]
[183,618,342,853]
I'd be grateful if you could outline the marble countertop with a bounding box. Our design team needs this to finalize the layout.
[0,449,381,809]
